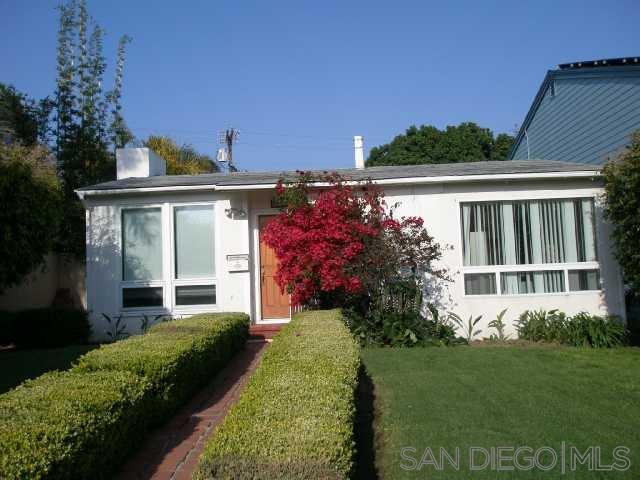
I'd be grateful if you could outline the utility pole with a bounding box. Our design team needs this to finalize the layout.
[217,128,240,173]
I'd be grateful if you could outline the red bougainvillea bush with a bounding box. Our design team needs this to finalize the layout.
[262,172,448,312]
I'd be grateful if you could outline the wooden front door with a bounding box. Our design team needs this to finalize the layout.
[259,215,290,319]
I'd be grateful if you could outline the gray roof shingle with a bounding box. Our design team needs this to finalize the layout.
[78,160,599,193]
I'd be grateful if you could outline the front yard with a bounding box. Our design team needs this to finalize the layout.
[362,346,640,479]
[0,345,95,394]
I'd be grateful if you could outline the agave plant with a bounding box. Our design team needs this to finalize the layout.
[449,312,483,344]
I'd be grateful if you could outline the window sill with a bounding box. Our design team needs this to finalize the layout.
[463,290,602,299]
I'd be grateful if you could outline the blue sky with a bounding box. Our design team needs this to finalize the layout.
[3,0,639,171]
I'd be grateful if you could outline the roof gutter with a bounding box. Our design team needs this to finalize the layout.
[76,169,601,198]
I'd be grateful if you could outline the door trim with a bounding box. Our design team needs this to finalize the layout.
[251,210,291,324]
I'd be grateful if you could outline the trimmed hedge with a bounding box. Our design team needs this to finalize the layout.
[0,370,151,479]
[74,313,249,421]
[0,312,249,480]
[6,308,90,348]
[194,309,361,479]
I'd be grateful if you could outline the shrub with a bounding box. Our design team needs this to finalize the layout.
[11,308,90,348]
[602,130,640,294]
[263,172,447,308]
[515,309,566,343]
[564,312,627,348]
[0,144,63,293]
[516,309,627,347]
[0,311,15,346]
[194,310,360,479]
[0,370,151,479]
[344,305,457,347]
[73,313,249,421]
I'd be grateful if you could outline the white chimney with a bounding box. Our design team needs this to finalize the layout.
[354,135,364,169]
[116,148,166,180]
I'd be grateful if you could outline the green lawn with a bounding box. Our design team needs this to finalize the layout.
[362,346,640,479]
[0,345,95,394]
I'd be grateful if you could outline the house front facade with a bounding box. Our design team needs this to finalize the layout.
[77,149,625,341]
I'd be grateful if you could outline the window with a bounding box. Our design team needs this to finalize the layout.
[119,203,217,311]
[122,208,163,281]
[172,205,216,306]
[569,269,600,291]
[464,273,496,295]
[175,285,216,305]
[121,207,164,309]
[122,287,163,308]
[462,198,597,266]
[460,198,600,296]
[500,270,564,295]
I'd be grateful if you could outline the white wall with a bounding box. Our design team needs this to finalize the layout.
[84,190,251,341]
[83,175,625,341]
[381,177,625,337]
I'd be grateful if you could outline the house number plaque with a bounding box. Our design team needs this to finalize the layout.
[226,254,249,272]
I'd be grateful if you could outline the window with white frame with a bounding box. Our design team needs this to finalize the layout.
[120,203,217,310]
[121,207,164,308]
[172,204,216,306]
[460,198,600,295]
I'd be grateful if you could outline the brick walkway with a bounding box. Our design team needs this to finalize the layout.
[116,341,268,480]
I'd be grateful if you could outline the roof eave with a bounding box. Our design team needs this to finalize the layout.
[75,169,601,199]
[508,70,554,159]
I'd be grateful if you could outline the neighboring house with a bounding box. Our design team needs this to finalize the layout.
[77,147,625,340]
[510,57,640,164]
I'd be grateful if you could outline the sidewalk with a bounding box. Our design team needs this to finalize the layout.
[116,341,268,480]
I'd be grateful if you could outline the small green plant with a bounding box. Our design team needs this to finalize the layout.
[515,309,566,343]
[565,312,627,348]
[449,312,482,344]
[103,313,128,342]
[140,314,166,334]
[345,306,457,347]
[516,309,627,347]
[488,308,510,342]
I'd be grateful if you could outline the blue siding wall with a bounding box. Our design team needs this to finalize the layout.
[512,69,640,164]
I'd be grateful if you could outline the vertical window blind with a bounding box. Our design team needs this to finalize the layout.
[461,198,600,296]
[462,198,597,267]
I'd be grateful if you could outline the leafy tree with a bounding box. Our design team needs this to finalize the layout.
[493,133,515,160]
[144,135,219,175]
[367,122,514,167]
[0,144,63,292]
[603,130,640,294]
[0,83,53,145]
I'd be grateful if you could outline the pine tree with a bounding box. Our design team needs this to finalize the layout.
[54,0,132,256]
[108,35,134,149]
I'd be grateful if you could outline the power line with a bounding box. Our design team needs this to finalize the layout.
[237,141,347,151]
[130,125,390,143]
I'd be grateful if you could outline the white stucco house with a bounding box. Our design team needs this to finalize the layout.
[76,146,625,341]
